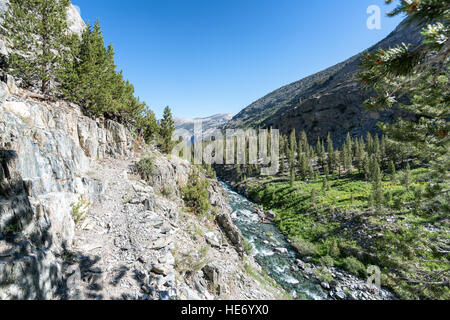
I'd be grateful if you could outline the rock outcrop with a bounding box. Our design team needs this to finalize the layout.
[0,77,133,299]
[0,75,283,300]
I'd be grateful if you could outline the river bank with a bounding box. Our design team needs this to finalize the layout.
[220,181,396,300]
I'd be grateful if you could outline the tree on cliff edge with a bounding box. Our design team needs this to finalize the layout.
[1,0,71,95]
[159,106,175,154]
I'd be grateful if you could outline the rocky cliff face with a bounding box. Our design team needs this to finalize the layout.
[223,20,423,145]
[0,74,133,299]
[0,76,283,300]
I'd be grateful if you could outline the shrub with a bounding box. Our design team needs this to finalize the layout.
[243,239,254,255]
[314,266,334,283]
[161,184,174,197]
[343,256,366,277]
[71,197,90,224]
[182,167,210,215]
[136,156,154,181]
[318,255,335,267]
[291,237,318,257]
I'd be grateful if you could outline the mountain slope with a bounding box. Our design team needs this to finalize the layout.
[223,20,423,144]
[174,113,233,142]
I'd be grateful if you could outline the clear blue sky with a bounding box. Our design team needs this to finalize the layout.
[72,0,404,119]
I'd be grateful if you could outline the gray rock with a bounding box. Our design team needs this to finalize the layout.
[321,282,330,290]
[151,264,171,276]
[275,247,288,254]
[205,232,221,248]
[335,291,347,300]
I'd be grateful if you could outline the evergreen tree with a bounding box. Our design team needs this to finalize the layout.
[372,161,384,209]
[60,21,147,124]
[160,106,175,154]
[139,108,159,143]
[1,0,71,94]
[322,175,329,195]
[289,130,296,186]
[359,0,449,216]
[389,160,397,182]
[327,133,335,170]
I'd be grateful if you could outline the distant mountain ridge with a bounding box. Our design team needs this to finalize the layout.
[174,113,233,142]
[223,19,424,145]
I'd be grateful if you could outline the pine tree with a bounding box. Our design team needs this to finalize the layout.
[160,106,175,154]
[288,130,296,187]
[359,0,449,217]
[139,108,159,143]
[1,0,71,94]
[389,160,397,182]
[279,150,285,176]
[327,133,334,170]
[372,161,384,209]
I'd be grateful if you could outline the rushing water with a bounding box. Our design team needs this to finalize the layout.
[221,182,328,300]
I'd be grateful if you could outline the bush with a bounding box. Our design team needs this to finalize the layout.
[314,266,334,283]
[71,197,90,224]
[243,239,254,256]
[318,255,335,267]
[343,256,366,277]
[182,167,210,215]
[161,184,174,197]
[136,156,154,181]
[291,237,318,257]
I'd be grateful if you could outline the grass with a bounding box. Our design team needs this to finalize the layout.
[238,168,449,300]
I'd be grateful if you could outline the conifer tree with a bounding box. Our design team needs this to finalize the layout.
[359,0,449,217]
[1,0,71,94]
[372,161,384,209]
[160,106,175,154]
[139,108,159,143]
[288,130,296,186]
[327,133,335,171]
[389,160,397,182]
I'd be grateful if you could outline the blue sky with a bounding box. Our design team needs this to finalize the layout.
[72,0,405,119]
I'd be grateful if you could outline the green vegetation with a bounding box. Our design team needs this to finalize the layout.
[135,156,155,181]
[1,0,161,148]
[1,0,71,94]
[3,222,20,235]
[70,196,90,224]
[243,164,449,299]
[224,1,449,300]
[159,106,175,154]
[243,238,254,256]
[182,167,210,215]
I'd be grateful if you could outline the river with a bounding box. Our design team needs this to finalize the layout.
[220,182,328,300]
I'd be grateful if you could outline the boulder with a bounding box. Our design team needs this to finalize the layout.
[205,231,221,248]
